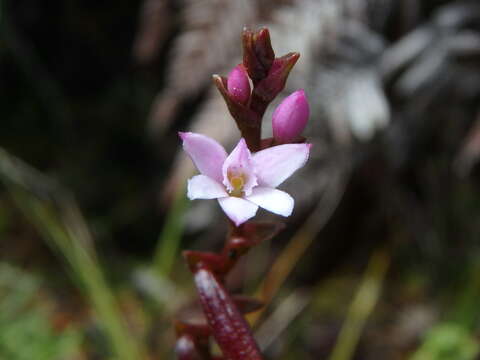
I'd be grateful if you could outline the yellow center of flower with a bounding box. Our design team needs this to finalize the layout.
[229,174,245,197]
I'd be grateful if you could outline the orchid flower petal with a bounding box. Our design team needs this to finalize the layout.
[253,143,311,188]
[187,175,228,200]
[218,197,258,226]
[245,187,294,217]
[222,138,257,196]
[179,132,227,183]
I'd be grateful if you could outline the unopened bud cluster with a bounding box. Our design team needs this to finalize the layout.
[214,27,309,151]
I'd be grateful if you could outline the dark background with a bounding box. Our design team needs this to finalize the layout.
[1,0,480,359]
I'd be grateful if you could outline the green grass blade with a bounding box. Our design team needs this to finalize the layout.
[0,148,147,360]
[328,249,390,360]
[153,188,188,276]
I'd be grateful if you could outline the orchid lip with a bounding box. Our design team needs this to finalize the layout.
[228,173,248,197]
[222,138,257,197]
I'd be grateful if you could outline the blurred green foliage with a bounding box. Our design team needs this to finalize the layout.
[0,263,81,360]
[412,324,479,360]
[0,148,147,360]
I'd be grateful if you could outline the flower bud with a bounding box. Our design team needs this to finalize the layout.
[253,28,275,75]
[227,64,251,105]
[253,52,300,104]
[272,90,309,143]
[242,27,275,83]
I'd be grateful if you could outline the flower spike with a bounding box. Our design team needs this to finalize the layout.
[176,27,310,360]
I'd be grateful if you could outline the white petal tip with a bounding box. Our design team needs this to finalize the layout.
[233,219,245,227]
[218,197,258,227]
[278,203,294,217]
[276,199,294,217]
[246,187,294,217]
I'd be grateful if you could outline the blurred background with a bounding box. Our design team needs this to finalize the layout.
[1,0,480,359]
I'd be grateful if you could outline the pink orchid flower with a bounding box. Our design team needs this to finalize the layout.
[179,132,311,226]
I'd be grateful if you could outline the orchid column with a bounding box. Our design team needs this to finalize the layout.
[174,27,311,360]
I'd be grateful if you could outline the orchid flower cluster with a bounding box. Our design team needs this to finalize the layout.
[181,61,310,226]
[174,28,311,360]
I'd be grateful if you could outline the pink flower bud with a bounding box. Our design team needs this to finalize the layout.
[227,64,251,105]
[272,90,309,143]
